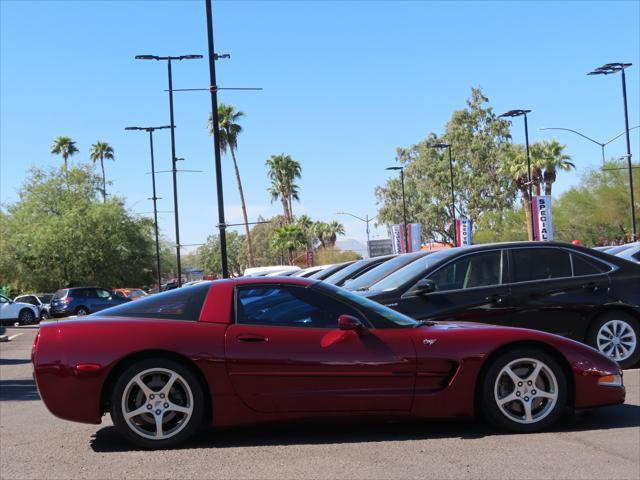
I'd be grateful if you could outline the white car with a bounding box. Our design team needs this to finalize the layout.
[0,294,40,325]
[612,242,640,264]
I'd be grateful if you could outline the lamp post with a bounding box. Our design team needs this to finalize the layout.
[385,166,409,253]
[125,125,170,290]
[336,212,377,257]
[500,109,535,240]
[429,143,457,246]
[135,54,202,286]
[588,62,636,241]
[540,126,640,166]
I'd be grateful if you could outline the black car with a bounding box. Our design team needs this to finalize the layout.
[322,254,396,287]
[308,261,356,281]
[50,287,131,318]
[344,250,433,292]
[358,241,640,368]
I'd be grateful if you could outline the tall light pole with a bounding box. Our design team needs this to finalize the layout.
[500,109,535,241]
[336,212,377,257]
[540,126,640,166]
[588,62,636,241]
[125,125,171,290]
[135,54,202,286]
[429,143,457,246]
[385,166,409,253]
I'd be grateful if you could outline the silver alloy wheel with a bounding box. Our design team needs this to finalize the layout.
[76,308,87,316]
[121,367,194,441]
[597,319,637,362]
[494,357,559,425]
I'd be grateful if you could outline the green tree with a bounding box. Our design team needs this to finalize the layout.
[209,103,254,267]
[272,224,306,265]
[89,141,114,203]
[0,165,155,292]
[266,154,301,223]
[375,88,516,245]
[325,220,345,247]
[50,136,79,174]
[312,221,329,249]
[194,231,247,277]
[538,140,574,196]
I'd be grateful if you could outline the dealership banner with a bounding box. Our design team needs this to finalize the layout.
[532,195,553,241]
[455,218,473,247]
[391,223,422,253]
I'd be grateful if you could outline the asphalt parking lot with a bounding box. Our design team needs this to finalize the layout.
[1,325,639,480]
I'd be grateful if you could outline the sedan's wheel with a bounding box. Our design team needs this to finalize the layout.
[111,358,204,449]
[75,307,88,316]
[480,348,567,433]
[18,309,35,326]
[588,312,639,369]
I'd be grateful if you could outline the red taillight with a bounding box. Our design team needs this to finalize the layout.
[63,297,72,304]
[31,332,40,362]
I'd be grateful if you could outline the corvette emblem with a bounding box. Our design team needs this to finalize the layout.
[423,339,438,346]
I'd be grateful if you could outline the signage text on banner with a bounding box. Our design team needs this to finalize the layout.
[532,196,553,241]
[391,224,422,253]
[455,218,473,246]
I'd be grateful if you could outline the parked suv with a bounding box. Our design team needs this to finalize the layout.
[358,241,640,368]
[50,287,130,318]
[13,293,54,319]
[0,294,40,325]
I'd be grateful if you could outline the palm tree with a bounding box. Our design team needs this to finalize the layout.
[89,141,114,202]
[266,154,301,223]
[325,220,345,247]
[538,140,574,196]
[296,214,314,246]
[272,224,306,265]
[312,221,329,249]
[50,136,78,173]
[209,103,254,267]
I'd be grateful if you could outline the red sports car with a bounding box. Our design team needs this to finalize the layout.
[32,277,625,449]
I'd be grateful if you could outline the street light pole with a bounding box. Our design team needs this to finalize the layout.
[589,62,636,242]
[386,166,409,253]
[135,54,202,286]
[205,0,229,278]
[335,212,378,257]
[429,143,457,246]
[500,109,535,241]
[125,125,171,290]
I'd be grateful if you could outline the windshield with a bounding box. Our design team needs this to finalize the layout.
[315,283,417,327]
[606,244,633,255]
[322,259,377,285]
[368,249,456,292]
[346,251,431,291]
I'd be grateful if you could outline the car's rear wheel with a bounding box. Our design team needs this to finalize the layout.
[18,309,36,326]
[110,358,205,449]
[75,307,89,316]
[480,348,567,433]
[588,312,639,369]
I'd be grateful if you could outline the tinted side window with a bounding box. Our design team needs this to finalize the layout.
[571,253,609,276]
[100,283,210,321]
[428,251,502,291]
[512,248,571,282]
[236,285,359,328]
[96,289,111,298]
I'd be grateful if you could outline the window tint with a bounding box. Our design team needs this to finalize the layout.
[428,251,502,291]
[512,248,572,282]
[20,296,39,305]
[38,294,53,304]
[236,285,360,328]
[96,289,111,298]
[100,283,210,321]
[571,253,609,276]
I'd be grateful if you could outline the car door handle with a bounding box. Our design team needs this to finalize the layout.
[237,334,267,343]
[582,282,599,293]
[485,294,506,304]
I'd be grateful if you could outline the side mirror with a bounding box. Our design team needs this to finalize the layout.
[414,279,436,295]
[338,314,367,334]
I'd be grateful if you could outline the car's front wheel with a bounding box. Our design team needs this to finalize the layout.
[18,309,36,326]
[480,348,567,433]
[110,358,205,449]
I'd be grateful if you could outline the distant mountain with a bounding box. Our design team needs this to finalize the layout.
[335,238,367,255]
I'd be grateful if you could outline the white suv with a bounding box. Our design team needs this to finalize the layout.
[0,294,39,325]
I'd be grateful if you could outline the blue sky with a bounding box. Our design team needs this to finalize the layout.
[1,0,639,251]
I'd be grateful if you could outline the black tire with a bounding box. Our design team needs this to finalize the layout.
[110,358,205,449]
[40,310,49,320]
[480,348,567,433]
[18,309,36,326]
[587,311,640,369]
[75,306,89,316]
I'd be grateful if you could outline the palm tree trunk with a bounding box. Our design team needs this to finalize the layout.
[230,149,254,267]
[288,247,294,266]
[532,167,542,197]
[521,187,534,241]
[100,157,107,203]
[280,187,291,223]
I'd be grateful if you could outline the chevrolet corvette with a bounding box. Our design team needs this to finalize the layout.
[32,277,625,449]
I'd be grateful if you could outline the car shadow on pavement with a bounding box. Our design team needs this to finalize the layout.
[0,379,40,401]
[90,403,640,452]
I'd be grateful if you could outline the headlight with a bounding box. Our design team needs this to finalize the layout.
[597,374,623,387]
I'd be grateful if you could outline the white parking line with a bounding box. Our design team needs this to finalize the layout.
[7,333,24,341]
